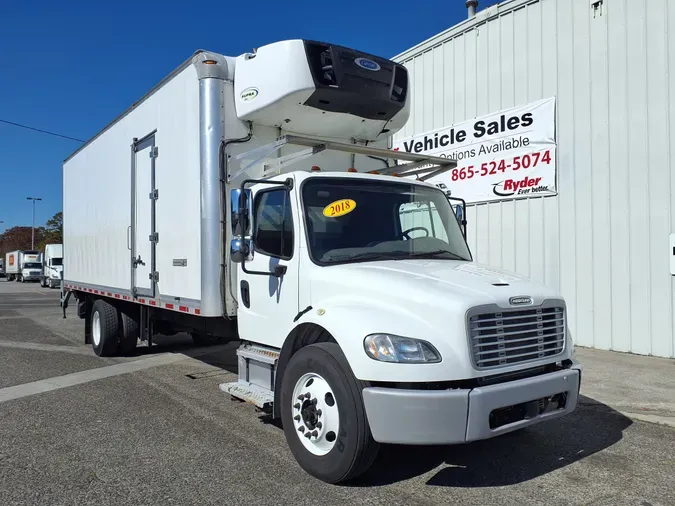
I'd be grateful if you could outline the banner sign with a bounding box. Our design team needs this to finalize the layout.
[392,97,557,203]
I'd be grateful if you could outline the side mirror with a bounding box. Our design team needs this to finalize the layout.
[230,238,252,264]
[230,188,252,237]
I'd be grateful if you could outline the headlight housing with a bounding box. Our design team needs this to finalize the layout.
[364,334,441,363]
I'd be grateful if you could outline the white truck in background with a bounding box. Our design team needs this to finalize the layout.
[41,243,63,288]
[61,39,581,484]
[5,250,42,282]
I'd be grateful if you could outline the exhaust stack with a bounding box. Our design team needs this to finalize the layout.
[466,0,478,18]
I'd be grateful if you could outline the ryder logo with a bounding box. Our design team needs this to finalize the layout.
[493,176,550,197]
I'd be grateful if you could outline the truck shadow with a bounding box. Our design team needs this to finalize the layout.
[353,395,632,488]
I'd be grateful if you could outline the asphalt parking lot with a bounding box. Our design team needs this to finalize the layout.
[0,279,673,506]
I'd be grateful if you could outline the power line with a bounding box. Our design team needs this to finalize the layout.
[0,119,85,143]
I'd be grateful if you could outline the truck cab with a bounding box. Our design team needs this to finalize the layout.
[41,244,63,288]
[18,251,42,283]
[226,163,580,483]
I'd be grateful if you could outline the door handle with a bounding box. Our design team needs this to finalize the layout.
[127,226,132,250]
[133,255,145,267]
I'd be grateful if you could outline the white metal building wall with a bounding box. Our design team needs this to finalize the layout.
[393,0,675,358]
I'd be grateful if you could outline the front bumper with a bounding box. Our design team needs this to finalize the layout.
[362,362,581,445]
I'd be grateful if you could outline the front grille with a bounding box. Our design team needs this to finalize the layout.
[468,305,565,369]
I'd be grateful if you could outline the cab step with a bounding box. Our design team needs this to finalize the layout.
[219,382,273,410]
[219,343,280,410]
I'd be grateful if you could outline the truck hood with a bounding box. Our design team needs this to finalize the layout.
[307,259,569,382]
[310,260,561,312]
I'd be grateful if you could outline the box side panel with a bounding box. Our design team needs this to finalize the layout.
[63,65,202,300]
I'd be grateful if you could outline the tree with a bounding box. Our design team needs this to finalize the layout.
[0,226,43,255]
[36,212,62,252]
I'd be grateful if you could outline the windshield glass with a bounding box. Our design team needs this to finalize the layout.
[302,177,472,265]
[51,258,63,266]
[24,262,41,269]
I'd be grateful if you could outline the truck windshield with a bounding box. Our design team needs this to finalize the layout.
[302,177,471,265]
[24,263,41,269]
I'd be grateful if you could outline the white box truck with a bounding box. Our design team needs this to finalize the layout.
[40,243,63,288]
[62,39,581,484]
[5,250,42,282]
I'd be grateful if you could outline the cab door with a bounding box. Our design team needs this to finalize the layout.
[236,185,300,347]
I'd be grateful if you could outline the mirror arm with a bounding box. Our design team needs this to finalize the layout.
[447,195,468,238]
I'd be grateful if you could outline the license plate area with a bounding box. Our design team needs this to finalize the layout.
[489,392,568,430]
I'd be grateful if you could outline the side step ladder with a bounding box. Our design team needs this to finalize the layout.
[219,343,280,411]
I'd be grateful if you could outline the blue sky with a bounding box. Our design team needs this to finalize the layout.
[0,0,497,231]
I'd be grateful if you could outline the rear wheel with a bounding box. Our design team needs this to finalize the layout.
[280,342,379,484]
[118,311,139,355]
[91,299,120,357]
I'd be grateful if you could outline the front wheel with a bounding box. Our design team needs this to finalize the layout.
[280,342,379,484]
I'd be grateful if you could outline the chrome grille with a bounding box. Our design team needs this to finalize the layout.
[468,305,565,369]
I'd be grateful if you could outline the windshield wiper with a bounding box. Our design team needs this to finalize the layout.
[325,251,406,263]
[407,250,468,261]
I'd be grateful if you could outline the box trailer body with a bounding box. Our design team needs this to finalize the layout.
[41,244,63,288]
[62,39,581,484]
[5,250,42,282]
[5,251,20,276]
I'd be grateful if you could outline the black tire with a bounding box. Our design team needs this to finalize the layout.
[118,311,139,355]
[280,342,379,484]
[91,299,120,357]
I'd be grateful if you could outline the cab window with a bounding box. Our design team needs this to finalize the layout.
[253,189,294,259]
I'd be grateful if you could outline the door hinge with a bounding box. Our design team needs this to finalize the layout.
[149,232,159,243]
[149,189,159,200]
[149,271,159,282]
[149,147,159,159]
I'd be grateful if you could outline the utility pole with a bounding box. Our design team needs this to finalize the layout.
[26,197,42,249]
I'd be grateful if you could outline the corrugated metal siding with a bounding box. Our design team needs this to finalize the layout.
[393,0,675,358]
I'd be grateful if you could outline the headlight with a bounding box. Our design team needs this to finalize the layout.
[364,334,441,363]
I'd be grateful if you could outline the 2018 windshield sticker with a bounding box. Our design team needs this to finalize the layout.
[323,199,356,218]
